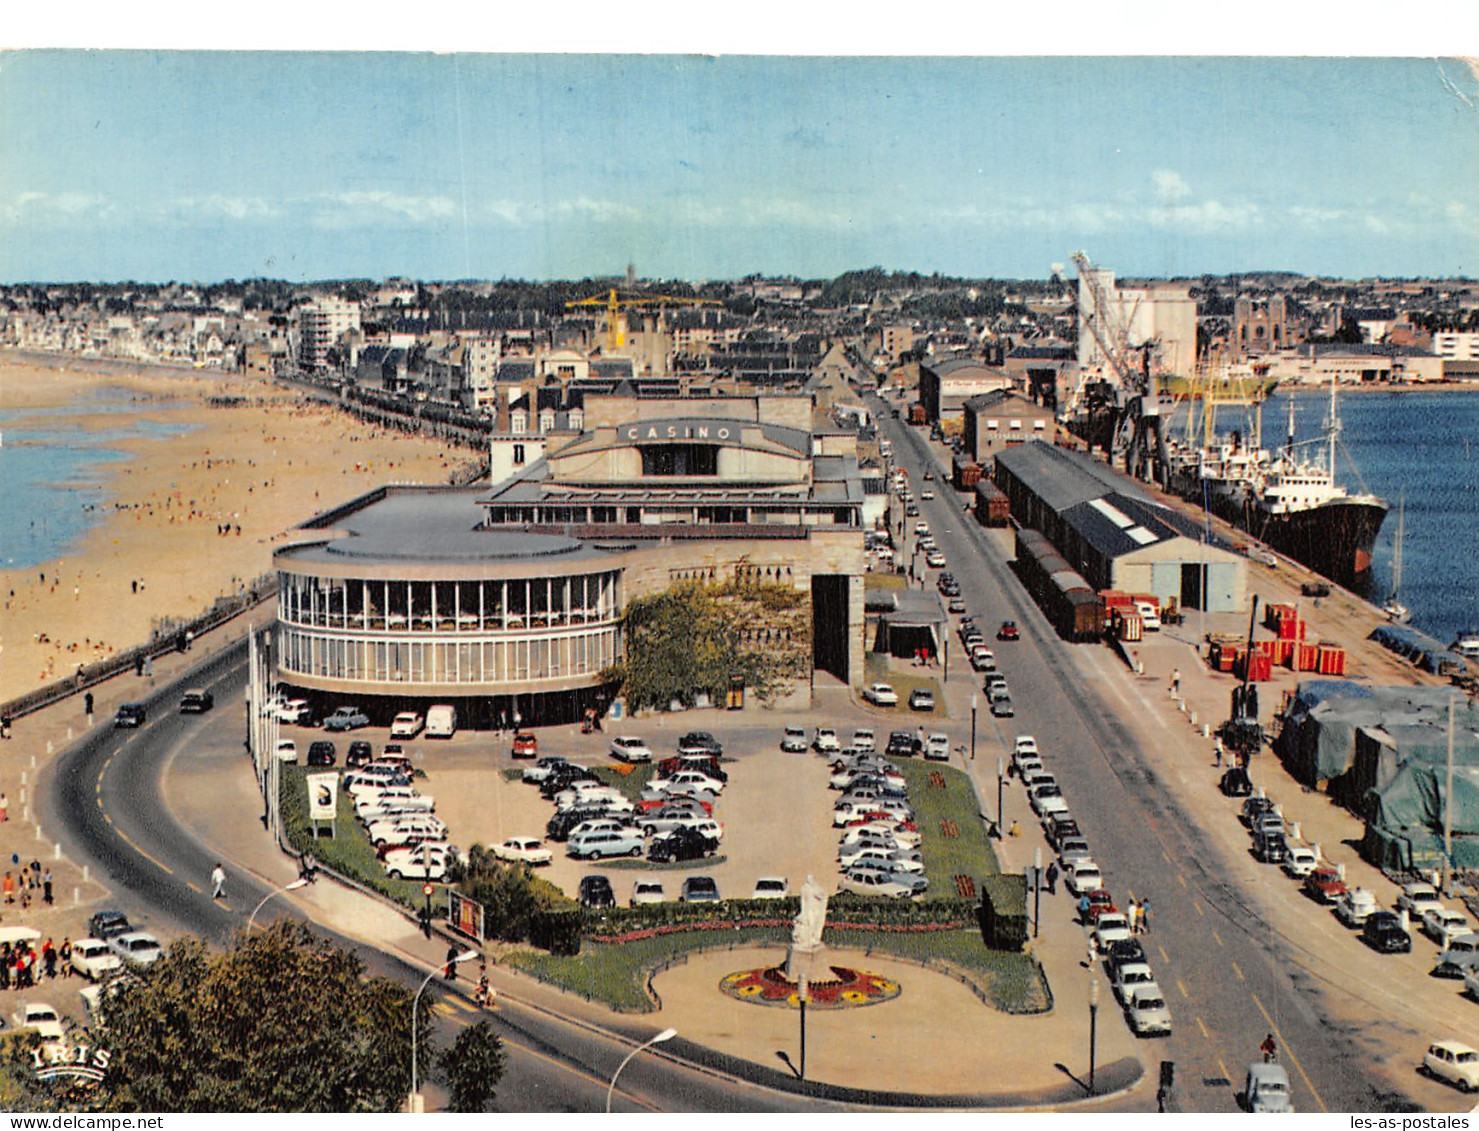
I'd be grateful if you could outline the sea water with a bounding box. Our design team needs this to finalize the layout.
[0,388,198,572]
[1183,388,1479,647]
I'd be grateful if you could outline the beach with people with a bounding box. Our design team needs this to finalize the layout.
[0,357,469,704]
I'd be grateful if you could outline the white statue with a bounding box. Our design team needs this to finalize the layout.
[791,873,828,951]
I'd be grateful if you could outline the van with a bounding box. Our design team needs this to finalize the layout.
[424,704,456,738]
[1134,601,1162,631]
[1244,1063,1294,1113]
[1436,932,1479,977]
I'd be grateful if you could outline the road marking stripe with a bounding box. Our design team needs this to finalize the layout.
[1178,873,1188,888]
[185,881,202,893]
[217,901,232,912]
[1218,1056,1232,1085]
[1212,928,1224,947]
[1193,899,1205,917]
[1251,992,1328,1113]
[1232,961,1245,982]
[1158,944,1170,963]
[1177,978,1190,1000]
[112,826,174,875]
[1196,1015,1210,1039]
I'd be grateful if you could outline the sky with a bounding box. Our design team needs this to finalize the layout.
[2,24,1478,284]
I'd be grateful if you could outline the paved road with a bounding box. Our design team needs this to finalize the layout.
[38,646,826,1113]
[878,400,1416,1113]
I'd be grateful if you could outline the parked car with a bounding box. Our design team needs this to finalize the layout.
[886,731,921,757]
[274,739,298,764]
[389,712,425,739]
[1219,767,1254,797]
[996,621,1020,641]
[1241,796,1276,826]
[1244,1063,1295,1113]
[1111,960,1157,1003]
[567,828,644,860]
[1066,861,1105,896]
[780,726,809,753]
[677,732,722,756]
[653,769,726,797]
[345,764,412,794]
[630,880,665,907]
[813,728,842,752]
[680,876,722,903]
[11,1003,66,1042]
[1423,907,1472,946]
[989,696,1015,718]
[1058,837,1093,867]
[863,684,899,707]
[924,733,950,762]
[1282,845,1318,878]
[1104,938,1148,977]
[1436,933,1479,978]
[1029,781,1069,818]
[841,845,924,874]
[1252,831,1287,865]
[1362,911,1412,954]
[1093,913,1134,949]
[365,814,448,849]
[947,596,967,614]
[354,787,434,820]
[107,931,164,967]
[1014,735,1039,756]
[851,729,876,751]
[88,910,132,940]
[1397,881,1445,919]
[838,864,927,899]
[908,689,935,712]
[752,877,790,900]
[648,826,719,864]
[522,755,571,784]
[1046,815,1082,851]
[345,740,374,768]
[1124,986,1173,1036]
[507,731,538,758]
[70,937,124,981]
[306,740,336,767]
[1303,865,1348,904]
[383,843,460,881]
[1423,1040,1479,1093]
[610,736,654,764]
[1334,887,1378,928]
[577,875,616,909]
[178,689,214,714]
[113,703,147,728]
[323,706,370,732]
[491,837,553,866]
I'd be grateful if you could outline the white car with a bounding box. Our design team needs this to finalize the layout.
[925,551,947,568]
[1334,887,1379,928]
[1281,845,1318,878]
[654,769,726,796]
[610,736,653,764]
[1014,735,1039,756]
[813,728,842,752]
[780,726,809,753]
[851,729,876,751]
[1423,1040,1479,1092]
[1425,907,1473,946]
[266,697,310,724]
[1029,781,1070,818]
[1398,881,1445,919]
[840,844,924,873]
[1093,913,1133,948]
[274,739,298,764]
[841,821,921,850]
[382,843,460,881]
[630,880,666,907]
[365,814,448,849]
[70,937,124,981]
[920,490,935,501]
[829,765,906,791]
[108,932,163,967]
[1111,961,1157,1003]
[556,784,629,810]
[388,712,424,739]
[1066,861,1104,896]
[521,756,570,784]
[752,877,790,900]
[492,837,553,866]
[914,521,930,536]
[1125,987,1172,1036]
[354,789,434,820]
[970,646,998,672]
[12,1003,66,1042]
[862,684,899,707]
[924,733,950,762]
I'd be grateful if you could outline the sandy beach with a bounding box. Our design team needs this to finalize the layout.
[0,359,473,704]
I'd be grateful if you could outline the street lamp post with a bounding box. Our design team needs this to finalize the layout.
[996,756,1005,838]
[246,878,310,931]
[970,694,978,761]
[1088,975,1100,1095]
[605,1027,678,1113]
[409,949,478,1113]
[1032,846,1042,940]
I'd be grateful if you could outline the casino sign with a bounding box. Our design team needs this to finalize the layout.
[620,420,737,443]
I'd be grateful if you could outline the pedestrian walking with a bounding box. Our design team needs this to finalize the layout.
[1214,735,1224,768]
[1171,668,1181,696]
[0,793,8,823]
[1260,1033,1278,1062]
[1045,861,1059,895]
[1127,899,1139,934]
[1078,893,1090,922]
[59,938,72,978]
[84,691,94,719]
[0,944,10,990]
[1140,898,1152,932]
[1085,939,1098,969]
[42,868,53,906]
[43,939,57,979]
[445,943,460,982]
[211,862,226,899]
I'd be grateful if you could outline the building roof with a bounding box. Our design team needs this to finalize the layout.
[994,441,1154,514]
[962,389,1049,414]
[1008,344,1075,360]
[1060,492,1182,560]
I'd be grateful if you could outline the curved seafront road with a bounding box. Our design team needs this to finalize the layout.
[39,644,811,1113]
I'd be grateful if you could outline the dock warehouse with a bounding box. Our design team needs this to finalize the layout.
[994,441,1246,614]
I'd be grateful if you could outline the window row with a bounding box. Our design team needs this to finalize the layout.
[277,625,619,685]
[277,571,620,633]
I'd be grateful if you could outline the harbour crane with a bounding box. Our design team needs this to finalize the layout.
[564,288,722,353]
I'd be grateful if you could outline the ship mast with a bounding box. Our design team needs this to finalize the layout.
[1326,371,1340,483]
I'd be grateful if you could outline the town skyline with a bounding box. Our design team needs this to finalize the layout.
[3,53,1478,287]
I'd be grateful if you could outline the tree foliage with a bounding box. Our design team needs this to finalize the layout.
[454,846,573,944]
[435,1020,506,1112]
[603,567,810,710]
[96,922,429,1112]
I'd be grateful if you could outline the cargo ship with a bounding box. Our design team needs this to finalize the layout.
[1164,377,1387,591]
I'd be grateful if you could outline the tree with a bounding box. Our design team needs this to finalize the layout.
[436,1020,506,1112]
[97,922,430,1112]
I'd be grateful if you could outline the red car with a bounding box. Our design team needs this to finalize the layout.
[997,621,1020,641]
[1303,865,1348,905]
[511,732,538,758]
[1080,890,1117,924]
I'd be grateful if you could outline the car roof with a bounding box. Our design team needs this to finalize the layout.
[1431,1039,1478,1054]
[1247,1063,1291,1082]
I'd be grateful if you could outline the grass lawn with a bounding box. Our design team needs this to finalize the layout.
[865,571,909,591]
[863,652,948,719]
[503,924,1048,1014]
[894,759,1000,890]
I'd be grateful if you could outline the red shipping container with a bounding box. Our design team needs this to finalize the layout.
[1219,649,1238,672]
[1117,612,1143,642]
[1275,639,1296,666]
[1266,603,1297,630]
[1252,653,1273,681]
[1317,646,1346,676]
[1296,642,1320,671]
[1257,638,1278,660]
[1277,615,1302,640]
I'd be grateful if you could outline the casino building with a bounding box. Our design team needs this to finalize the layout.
[272,393,867,724]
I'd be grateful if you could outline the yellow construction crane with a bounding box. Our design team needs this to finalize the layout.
[564,288,722,352]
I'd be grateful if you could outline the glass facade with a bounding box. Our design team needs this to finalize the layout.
[276,570,621,688]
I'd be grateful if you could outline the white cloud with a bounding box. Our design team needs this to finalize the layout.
[0,190,113,225]
[170,195,281,221]
[1151,169,1193,203]
[308,191,458,226]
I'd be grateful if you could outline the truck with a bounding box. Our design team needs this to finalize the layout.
[424,703,457,738]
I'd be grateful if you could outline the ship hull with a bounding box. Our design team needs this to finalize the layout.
[1252,498,1387,591]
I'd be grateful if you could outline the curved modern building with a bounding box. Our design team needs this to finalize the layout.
[273,392,866,726]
